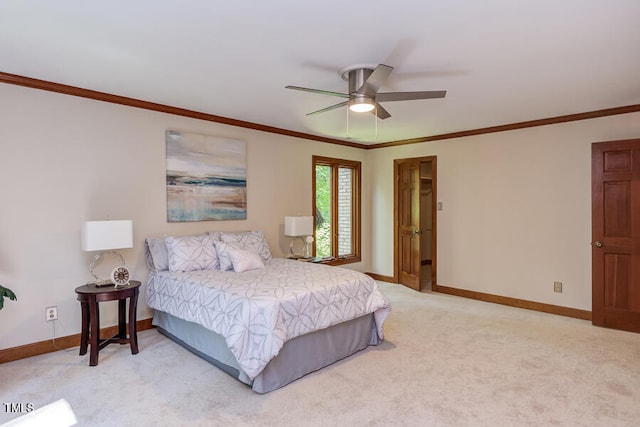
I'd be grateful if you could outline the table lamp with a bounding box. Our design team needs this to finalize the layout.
[82,220,133,287]
[284,216,314,259]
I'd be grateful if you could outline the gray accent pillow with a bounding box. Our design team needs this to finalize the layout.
[145,236,170,271]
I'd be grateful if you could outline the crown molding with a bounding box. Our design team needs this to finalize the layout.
[2,71,638,150]
[0,71,366,149]
[367,104,640,149]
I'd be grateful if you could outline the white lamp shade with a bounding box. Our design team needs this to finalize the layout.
[284,216,313,237]
[81,220,133,251]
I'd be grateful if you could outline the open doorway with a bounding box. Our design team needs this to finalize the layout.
[394,156,437,292]
[419,161,434,291]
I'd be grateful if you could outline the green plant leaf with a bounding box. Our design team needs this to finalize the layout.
[0,285,17,310]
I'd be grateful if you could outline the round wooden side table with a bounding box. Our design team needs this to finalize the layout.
[75,280,141,366]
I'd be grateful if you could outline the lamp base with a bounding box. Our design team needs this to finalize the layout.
[288,237,304,259]
[88,250,126,287]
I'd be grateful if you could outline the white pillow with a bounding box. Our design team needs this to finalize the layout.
[228,247,264,273]
[165,234,219,272]
[214,240,240,271]
[220,230,272,262]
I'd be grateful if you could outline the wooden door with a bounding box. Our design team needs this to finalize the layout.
[396,158,421,290]
[592,138,640,333]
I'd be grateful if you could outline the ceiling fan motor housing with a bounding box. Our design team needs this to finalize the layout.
[344,67,374,94]
[345,67,376,110]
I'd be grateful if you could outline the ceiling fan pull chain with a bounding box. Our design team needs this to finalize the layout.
[375,106,378,139]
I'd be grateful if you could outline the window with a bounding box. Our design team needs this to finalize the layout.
[313,156,361,265]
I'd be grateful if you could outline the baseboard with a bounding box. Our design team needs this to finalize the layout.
[0,286,592,364]
[433,284,592,320]
[366,272,396,283]
[0,318,155,364]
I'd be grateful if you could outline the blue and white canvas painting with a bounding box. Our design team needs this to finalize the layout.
[166,130,247,222]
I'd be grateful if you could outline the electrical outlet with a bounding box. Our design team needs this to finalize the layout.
[46,306,58,322]
[554,282,563,293]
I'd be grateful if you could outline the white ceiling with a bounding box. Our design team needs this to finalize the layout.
[1,0,639,145]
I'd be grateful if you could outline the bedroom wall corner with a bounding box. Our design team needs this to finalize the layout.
[367,112,640,311]
[0,83,368,351]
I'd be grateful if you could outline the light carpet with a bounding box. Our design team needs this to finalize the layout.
[1,282,639,426]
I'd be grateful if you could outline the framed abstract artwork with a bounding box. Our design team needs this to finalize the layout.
[166,130,247,222]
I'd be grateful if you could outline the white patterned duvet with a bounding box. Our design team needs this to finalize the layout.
[146,258,391,380]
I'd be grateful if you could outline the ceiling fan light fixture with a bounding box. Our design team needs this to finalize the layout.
[349,97,375,113]
[286,63,446,120]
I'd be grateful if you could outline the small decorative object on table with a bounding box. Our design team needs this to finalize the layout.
[110,266,131,287]
[303,235,314,258]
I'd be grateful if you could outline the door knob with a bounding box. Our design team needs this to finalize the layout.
[594,241,603,248]
[413,229,422,236]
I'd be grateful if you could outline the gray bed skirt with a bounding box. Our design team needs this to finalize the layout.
[153,310,381,393]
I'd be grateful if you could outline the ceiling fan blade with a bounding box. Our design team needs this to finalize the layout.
[372,103,391,120]
[376,90,446,102]
[306,101,349,116]
[357,64,393,96]
[285,85,350,98]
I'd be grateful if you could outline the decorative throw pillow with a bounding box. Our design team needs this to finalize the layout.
[228,247,264,273]
[214,240,242,271]
[207,231,224,241]
[220,230,272,262]
[145,237,170,271]
[165,234,219,272]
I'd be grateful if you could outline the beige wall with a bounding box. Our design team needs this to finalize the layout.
[368,113,640,310]
[2,80,638,351]
[0,84,369,349]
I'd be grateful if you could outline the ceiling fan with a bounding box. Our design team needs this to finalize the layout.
[285,64,446,120]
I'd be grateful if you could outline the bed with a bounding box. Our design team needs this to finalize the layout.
[144,231,391,393]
